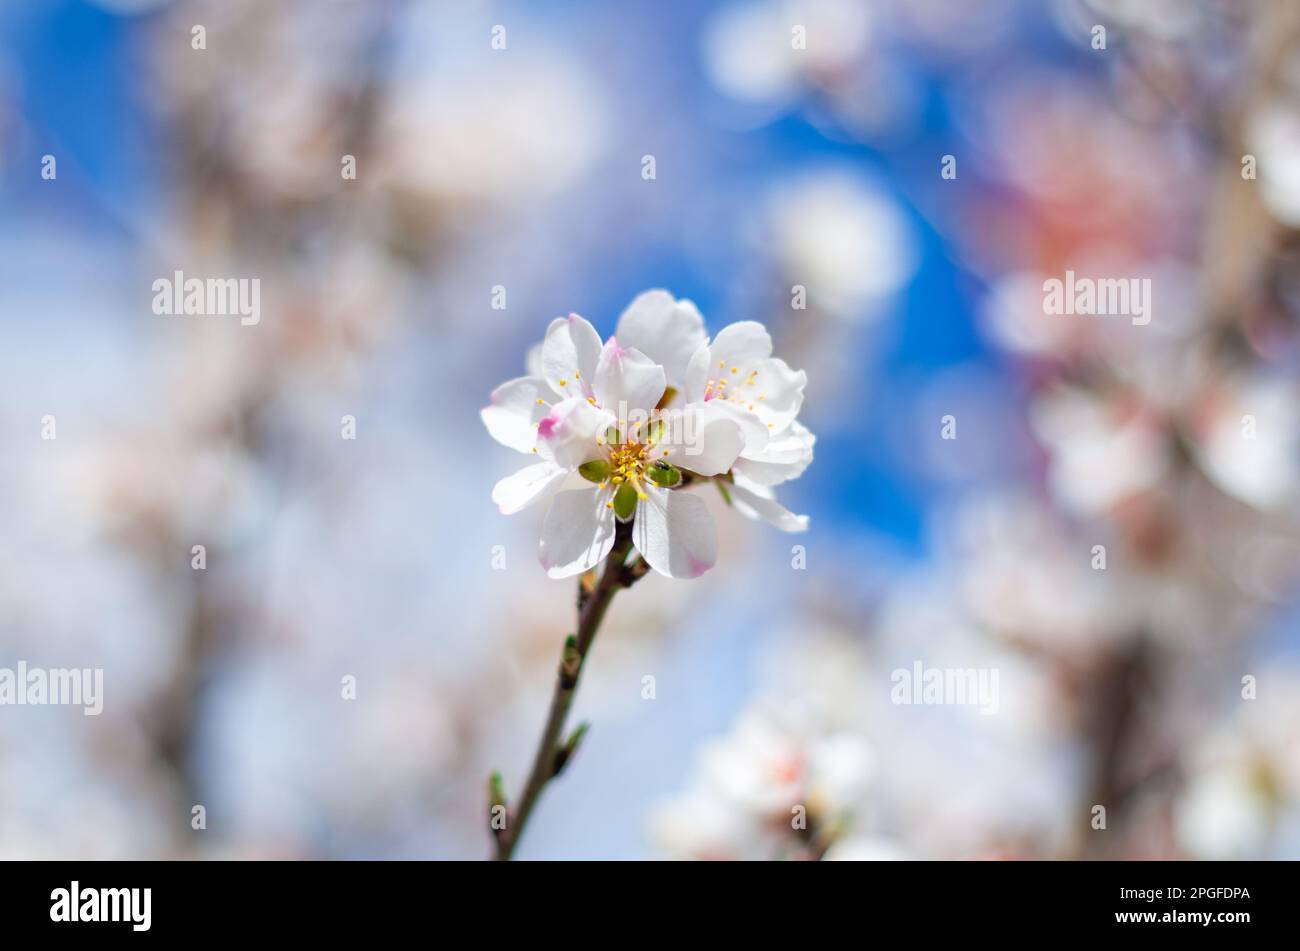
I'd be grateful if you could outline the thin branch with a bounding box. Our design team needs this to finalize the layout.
[491,522,645,860]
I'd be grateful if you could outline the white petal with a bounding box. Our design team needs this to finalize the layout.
[734,420,814,485]
[481,376,552,454]
[658,402,746,477]
[525,341,545,379]
[541,313,603,398]
[491,462,569,515]
[593,339,666,418]
[739,357,806,433]
[613,290,708,387]
[709,321,772,370]
[683,344,713,403]
[728,478,809,532]
[539,488,617,578]
[536,397,615,470]
[633,488,717,578]
[710,400,771,456]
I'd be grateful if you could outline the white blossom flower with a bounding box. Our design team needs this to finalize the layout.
[650,699,875,860]
[647,784,770,861]
[763,171,916,323]
[482,291,811,579]
[626,291,814,531]
[822,835,910,861]
[1247,96,1300,228]
[701,0,872,107]
[1190,373,1300,511]
[1175,763,1274,860]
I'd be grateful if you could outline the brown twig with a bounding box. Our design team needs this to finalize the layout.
[490,523,647,860]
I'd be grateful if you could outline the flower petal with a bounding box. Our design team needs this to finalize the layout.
[593,338,666,418]
[539,488,617,578]
[657,402,746,477]
[734,419,814,485]
[614,290,708,387]
[491,462,569,515]
[729,478,809,532]
[525,341,545,379]
[709,321,773,371]
[541,313,603,398]
[481,376,553,454]
[738,357,806,433]
[632,488,717,578]
[683,344,713,404]
[710,400,771,456]
[536,397,615,470]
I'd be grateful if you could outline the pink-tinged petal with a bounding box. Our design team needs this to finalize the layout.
[613,290,708,388]
[481,376,553,454]
[658,403,746,477]
[632,489,717,579]
[734,420,814,486]
[541,314,603,398]
[729,478,809,532]
[491,462,569,515]
[535,397,615,470]
[592,339,666,418]
[709,321,773,371]
[683,344,713,404]
[539,488,617,578]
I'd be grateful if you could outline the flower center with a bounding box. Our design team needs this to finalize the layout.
[608,440,649,487]
[703,361,763,411]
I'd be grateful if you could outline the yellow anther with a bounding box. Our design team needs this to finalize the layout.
[536,398,544,405]
[587,397,596,405]
[637,492,648,500]
[662,449,670,457]
[606,501,613,508]
[612,475,624,484]
[718,360,725,368]
[559,379,568,386]
[731,367,737,374]
[574,371,581,379]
